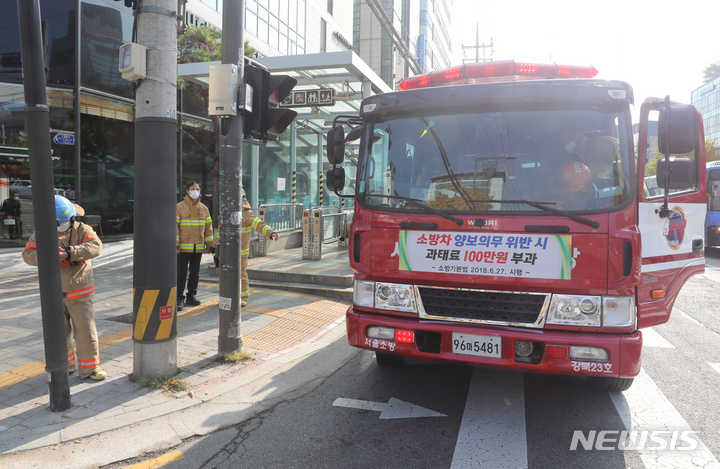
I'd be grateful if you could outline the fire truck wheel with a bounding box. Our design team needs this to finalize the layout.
[375,352,405,367]
[588,376,634,392]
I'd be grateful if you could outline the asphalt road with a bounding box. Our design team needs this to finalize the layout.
[116,254,720,469]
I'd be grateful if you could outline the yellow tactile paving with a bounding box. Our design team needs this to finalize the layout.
[0,296,346,391]
[241,299,349,352]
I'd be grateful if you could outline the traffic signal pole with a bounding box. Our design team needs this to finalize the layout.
[17,0,71,412]
[217,0,245,355]
[132,0,178,378]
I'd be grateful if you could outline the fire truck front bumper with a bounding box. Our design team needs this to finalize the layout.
[346,307,642,378]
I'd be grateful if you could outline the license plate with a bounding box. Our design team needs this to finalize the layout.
[452,333,502,358]
[3,219,15,225]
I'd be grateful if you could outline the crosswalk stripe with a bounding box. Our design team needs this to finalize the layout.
[608,368,719,468]
[642,327,675,348]
[451,369,527,469]
[709,363,720,376]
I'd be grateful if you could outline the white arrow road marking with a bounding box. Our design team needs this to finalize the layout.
[642,327,675,348]
[609,368,720,469]
[332,397,446,419]
[451,369,527,469]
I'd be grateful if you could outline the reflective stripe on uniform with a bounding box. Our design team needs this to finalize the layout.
[178,220,207,226]
[67,285,94,300]
[61,260,85,266]
[179,243,205,250]
[241,248,250,256]
[81,233,96,243]
[78,357,99,368]
[241,289,249,298]
[262,226,271,236]
[68,351,75,363]
[25,243,36,250]
[251,217,261,230]
[204,235,214,242]
[241,227,251,233]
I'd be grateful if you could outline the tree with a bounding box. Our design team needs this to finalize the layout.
[177,25,256,222]
[703,61,720,84]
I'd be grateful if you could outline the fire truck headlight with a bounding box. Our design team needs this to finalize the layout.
[354,280,375,308]
[546,295,601,327]
[375,283,417,313]
[602,296,636,328]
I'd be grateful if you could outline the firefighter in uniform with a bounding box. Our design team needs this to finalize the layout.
[177,182,214,310]
[22,196,106,380]
[241,190,278,306]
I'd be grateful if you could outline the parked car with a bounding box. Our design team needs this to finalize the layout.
[9,180,32,198]
[9,180,67,199]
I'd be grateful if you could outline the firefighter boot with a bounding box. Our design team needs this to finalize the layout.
[185,295,201,307]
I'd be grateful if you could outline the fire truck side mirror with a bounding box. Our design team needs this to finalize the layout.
[327,126,345,165]
[656,157,696,190]
[326,167,346,192]
[345,125,365,142]
[658,105,698,155]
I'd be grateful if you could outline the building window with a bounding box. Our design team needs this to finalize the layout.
[320,18,326,53]
[327,0,333,15]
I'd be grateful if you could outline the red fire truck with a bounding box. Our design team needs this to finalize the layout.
[326,60,706,391]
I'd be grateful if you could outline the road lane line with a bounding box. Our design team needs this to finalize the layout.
[122,450,184,468]
[641,327,674,348]
[451,369,527,469]
[608,368,719,468]
[709,363,720,376]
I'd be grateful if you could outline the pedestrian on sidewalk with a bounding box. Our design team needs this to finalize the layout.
[22,196,106,381]
[177,181,214,311]
[1,190,22,239]
[241,189,278,306]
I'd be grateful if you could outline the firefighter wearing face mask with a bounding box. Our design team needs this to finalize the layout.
[241,190,278,306]
[22,196,105,381]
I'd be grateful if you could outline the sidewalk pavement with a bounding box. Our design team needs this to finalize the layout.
[0,240,358,468]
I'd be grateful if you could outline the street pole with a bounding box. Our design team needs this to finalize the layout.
[217,0,245,355]
[132,0,178,378]
[17,0,71,411]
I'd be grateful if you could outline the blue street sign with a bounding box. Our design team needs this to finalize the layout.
[53,134,75,145]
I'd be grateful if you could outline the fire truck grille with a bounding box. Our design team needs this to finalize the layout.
[417,287,548,326]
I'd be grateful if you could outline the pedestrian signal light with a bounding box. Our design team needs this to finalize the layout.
[244,65,298,141]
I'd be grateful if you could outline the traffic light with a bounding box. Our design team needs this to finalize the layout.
[244,65,298,141]
[112,0,138,9]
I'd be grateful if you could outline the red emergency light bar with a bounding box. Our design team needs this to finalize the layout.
[398,60,598,90]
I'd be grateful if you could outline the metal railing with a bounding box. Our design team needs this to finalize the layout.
[258,203,304,232]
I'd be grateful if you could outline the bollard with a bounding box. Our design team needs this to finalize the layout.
[312,210,323,260]
[302,210,312,260]
[292,169,297,204]
[319,172,323,206]
[258,209,266,257]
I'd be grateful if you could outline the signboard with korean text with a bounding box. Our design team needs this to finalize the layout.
[398,231,572,280]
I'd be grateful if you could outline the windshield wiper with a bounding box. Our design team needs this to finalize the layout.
[367,194,463,226]
[470,199,600,229]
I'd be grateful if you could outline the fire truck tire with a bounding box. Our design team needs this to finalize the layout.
[589,376,634,392]
[376,352,405,367]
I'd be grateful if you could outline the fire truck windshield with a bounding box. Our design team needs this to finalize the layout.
[357,109,632,214]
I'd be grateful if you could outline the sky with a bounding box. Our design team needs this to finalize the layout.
[450,0,720,123]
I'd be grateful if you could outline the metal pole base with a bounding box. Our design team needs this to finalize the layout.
[133,339,177,379]
[48,370,71,412]
[218,335,242,355]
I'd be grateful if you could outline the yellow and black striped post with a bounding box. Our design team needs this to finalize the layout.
[132,286,178,343]
[291,169,296,203]
[319,172,323,206]
[341,198,345,210]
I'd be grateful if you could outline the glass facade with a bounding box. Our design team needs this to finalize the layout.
[247,0,306,55]
[692,77,720,146]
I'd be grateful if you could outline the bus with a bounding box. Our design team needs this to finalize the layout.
[707,161,720,246]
